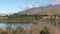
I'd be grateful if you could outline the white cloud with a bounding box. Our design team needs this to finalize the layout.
[51,0,60,5]
[21,4,39,10]
[20,4,40,10]
[21,4,33,10]
[20,0,42,10]
[0,10,9,14]
[0,11,7,14]
[24,4,33,9]
[34,5,40,7]
[1,12,7,14]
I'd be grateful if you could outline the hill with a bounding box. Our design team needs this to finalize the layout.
[18,4,60,15]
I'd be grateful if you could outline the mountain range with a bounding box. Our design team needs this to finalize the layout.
[1,4,60,16]
[18,4,60,15]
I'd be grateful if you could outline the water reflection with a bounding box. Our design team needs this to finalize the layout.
[0,23,6,29]
[0,23,32,30]
[0,22,48,30]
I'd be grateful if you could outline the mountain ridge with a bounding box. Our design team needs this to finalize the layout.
[18,4,60,15]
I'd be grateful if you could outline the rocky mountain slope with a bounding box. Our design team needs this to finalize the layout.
[18,4,60,15]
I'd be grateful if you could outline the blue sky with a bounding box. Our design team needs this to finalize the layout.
[0,0,52,14]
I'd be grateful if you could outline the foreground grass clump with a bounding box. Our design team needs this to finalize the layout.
[40,26,50,34]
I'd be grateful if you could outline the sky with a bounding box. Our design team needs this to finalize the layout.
[0,0,60,14]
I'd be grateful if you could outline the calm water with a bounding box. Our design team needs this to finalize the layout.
[0,22,48,30]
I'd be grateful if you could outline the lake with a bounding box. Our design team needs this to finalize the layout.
[0,22,48,30]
